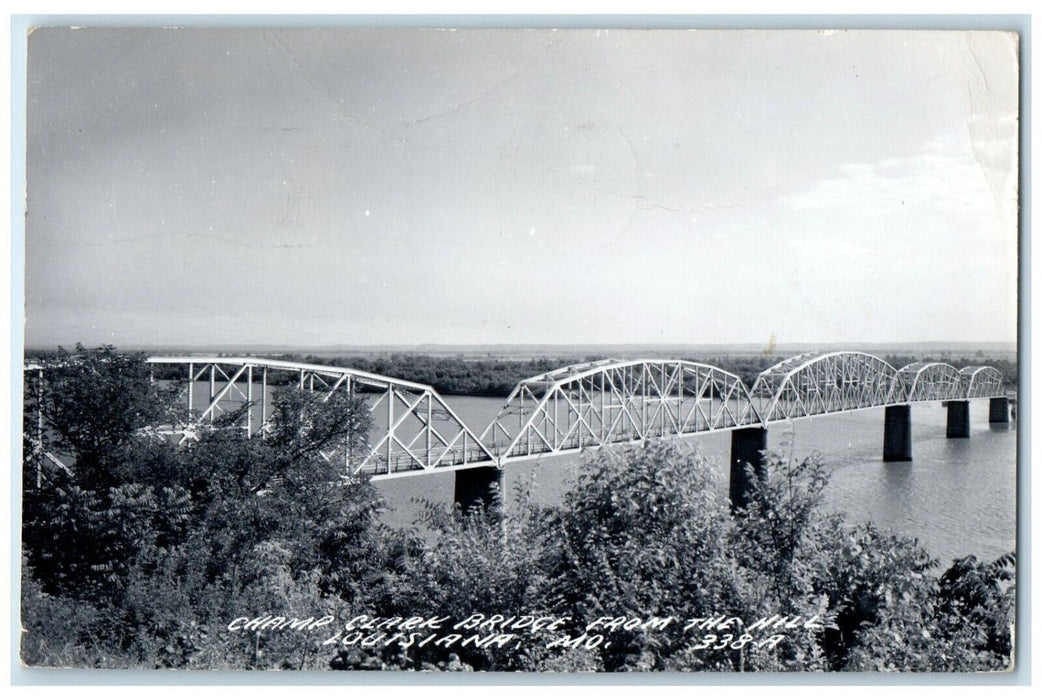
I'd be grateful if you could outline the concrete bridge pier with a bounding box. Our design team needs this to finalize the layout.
[883,404,912,462]
[989,397,1010,424]
[729,427,768,511]
[946,400,971,438]
[453,466,504,514]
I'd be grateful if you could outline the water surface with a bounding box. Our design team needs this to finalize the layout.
[377,396,1017,567]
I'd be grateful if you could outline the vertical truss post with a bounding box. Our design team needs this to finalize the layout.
[600,373,606,441]
[426,395,432,464]
[387,387,394,473]
[680,370,687,428]
[209,365,216,424]
[187,362,194,424]
[261,367,268,435]
[527,390,534,454]
[247,365,254,435]
[577,381,584,449]
[640,364,647,442]
[678,367,684,434]
[553,390,559,450]
[709,371,715,427]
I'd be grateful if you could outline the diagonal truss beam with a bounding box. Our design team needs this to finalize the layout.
[482,359,763,462]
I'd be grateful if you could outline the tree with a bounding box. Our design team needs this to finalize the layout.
[541,442,740,671]
[32,344,173,490]
[22,348,386,669]
[361,479,557,671]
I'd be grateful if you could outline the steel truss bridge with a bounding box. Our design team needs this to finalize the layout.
[25,352,1009,487]
[144,357,497,476]
[64,352,1007,482]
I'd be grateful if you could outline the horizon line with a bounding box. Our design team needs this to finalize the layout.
[24,339,1018,351]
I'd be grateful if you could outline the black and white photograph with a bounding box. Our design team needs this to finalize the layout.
[15,22,1021,675]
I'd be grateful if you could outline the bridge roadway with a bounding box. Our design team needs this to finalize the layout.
[26,352,1011,510]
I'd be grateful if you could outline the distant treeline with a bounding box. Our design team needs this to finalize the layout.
[273,353,1019,397]
[267,353,778,397]
[281,354,586,396]
[702,356,777,389]
[135,353,589,397]
[29,348,1018,398]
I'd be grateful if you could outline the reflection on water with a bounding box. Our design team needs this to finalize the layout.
[376,396,1017,567]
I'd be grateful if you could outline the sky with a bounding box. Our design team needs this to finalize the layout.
[22,28,1020,348]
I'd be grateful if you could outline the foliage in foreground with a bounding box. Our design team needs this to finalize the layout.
[21,347,1015,672]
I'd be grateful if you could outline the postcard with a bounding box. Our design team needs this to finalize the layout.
[17,24,1020,677]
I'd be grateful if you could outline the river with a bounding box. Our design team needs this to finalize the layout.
[174,380,1016,566]
[375,395,1017,567]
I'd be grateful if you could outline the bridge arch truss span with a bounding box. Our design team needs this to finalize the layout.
[480,359,762,461]
[751,351,900,422]
[960,366,1006,399]
[894,362,965,403]
[146,357,496,478]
